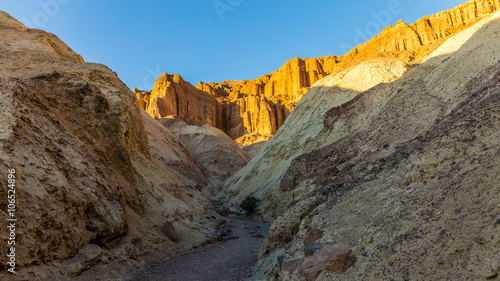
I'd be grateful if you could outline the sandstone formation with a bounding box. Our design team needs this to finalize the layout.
[247,10,500,281]
[157,116,251,196]
[0,12,223,280]
[138,0,498,146]
[138,74,223,129]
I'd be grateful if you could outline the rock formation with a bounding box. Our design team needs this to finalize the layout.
[139,74,223,130]
[138,0,499,146]
[0,11,223,280]
[215,0,500,219]
[245,9,500,281]
[157,116,251,196]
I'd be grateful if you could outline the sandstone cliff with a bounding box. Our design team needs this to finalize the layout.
[247,10,500,280]
[139,74,223,130]
[0,11,223,280]
[138,0,498,146]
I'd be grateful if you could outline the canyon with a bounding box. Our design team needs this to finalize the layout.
[0,0,499,280]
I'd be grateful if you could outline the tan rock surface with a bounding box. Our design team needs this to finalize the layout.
[157,116,251,196]
[249,10,500,281]
[0,11,222,280]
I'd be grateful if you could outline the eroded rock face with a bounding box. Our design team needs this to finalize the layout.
[248,10,500,281]
[157,116,251,196]
[143,73,224,129]
[138,0,498,147]
[0,11,222,280]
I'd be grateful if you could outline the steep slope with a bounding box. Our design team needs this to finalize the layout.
[214,0,499,217]
[250,11,500,281]
[157,116,251,196]
[0,11,222,280]
[216,58,410,217]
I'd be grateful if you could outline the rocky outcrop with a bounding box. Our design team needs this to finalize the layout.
[140,73,223,130]
[0,11,223,280]
[343,0,500,63]
[248,10,500,281]
[157,116,251,196]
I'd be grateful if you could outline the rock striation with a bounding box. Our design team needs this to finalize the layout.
[0,11,223,280]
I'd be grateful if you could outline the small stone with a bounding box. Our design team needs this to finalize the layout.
[326,239,334,244]
[280,177,296,191]
[277,255,285,271]
[304,228,324,245]
[227,236,239,240]
[304,242,321,257]
[161,222,179,242]
[316,187,326,195]
[486,272,498,279]
[383,144,390,149]
[252,233,264,238]
[473,237,486,244]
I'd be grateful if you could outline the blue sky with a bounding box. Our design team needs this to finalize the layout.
[1,0,466,90]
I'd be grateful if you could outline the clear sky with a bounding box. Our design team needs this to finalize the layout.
[1,0,466,90]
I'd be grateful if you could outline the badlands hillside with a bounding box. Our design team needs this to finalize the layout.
[0,11,225,280]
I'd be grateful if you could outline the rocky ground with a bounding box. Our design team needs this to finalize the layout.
[130,218,270,281]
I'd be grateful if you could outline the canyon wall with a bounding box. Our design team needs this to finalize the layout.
[248,11,500,280]
[0,12,223,280]
[216,0,500,216]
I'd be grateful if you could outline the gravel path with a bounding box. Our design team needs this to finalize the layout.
[130,218,270,281]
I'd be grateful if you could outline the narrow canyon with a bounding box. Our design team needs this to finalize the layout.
[0,0,499,280]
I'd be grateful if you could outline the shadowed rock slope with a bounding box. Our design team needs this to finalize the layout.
[138,0,499,146]
[248,11,500,281]
[0,11,223,280]
[157,116,251,197]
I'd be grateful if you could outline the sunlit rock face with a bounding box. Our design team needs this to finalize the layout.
[215,0,500,219]
[0,11,223,280]
[137,0,499,146]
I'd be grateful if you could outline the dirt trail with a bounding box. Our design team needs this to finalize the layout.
[130,218,270,281]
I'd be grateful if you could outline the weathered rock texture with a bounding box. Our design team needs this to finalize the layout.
[248,10,500,281]
[157,116,251,196]
[0,11,223,280]
[138,0,499,146]
[138,74,223,129]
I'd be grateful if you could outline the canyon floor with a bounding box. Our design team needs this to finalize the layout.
[130,217,270,281]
